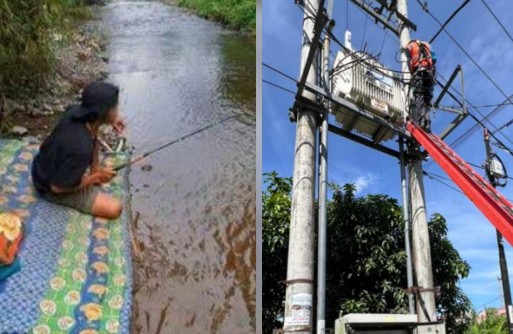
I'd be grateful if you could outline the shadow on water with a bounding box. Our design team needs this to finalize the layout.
[100,0,255,332]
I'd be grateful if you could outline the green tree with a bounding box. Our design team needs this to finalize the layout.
[263,172,473,334]
[0,1,91,97]
[262,171,292,333]
[466,309,507,334]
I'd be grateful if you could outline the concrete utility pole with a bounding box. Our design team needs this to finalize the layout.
[397,0,437,322]
[484,129,513,334]
[283,0,319,333]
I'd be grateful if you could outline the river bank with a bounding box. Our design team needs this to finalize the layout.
[0,1,111,140]
[172,0,256,32]
[0,26,108,139]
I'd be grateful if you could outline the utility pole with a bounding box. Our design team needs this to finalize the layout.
[397,0,437,322]
[283,0,320,333]
[316,1,333,332]
[484,128,513,334]
[399,137,415,314]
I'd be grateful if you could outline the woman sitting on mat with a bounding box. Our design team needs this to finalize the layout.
[31,81,126,219]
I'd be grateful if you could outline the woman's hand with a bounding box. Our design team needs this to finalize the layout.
[112,116,126,135]
[93,167,117,184]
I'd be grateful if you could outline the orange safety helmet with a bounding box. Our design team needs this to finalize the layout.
[406,40,434,74]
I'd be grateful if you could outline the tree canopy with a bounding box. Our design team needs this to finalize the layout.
[263,171,473,334]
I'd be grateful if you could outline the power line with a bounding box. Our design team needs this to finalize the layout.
[480,0,513,44]
[448,103,513,109]
[429,0,470,44]
[475,296,502,311]
[346,0,349,31]
[378,29,389,58]
[423,170,465,195]
[262,79,296,95]
[433,72,513,151]
[423,169,513,204]
[263,62,298,83]
[360,13,369,49]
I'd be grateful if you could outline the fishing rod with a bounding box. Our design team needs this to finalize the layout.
[114,115,237,171]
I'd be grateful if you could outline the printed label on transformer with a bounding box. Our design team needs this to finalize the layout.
[370,98,389,114]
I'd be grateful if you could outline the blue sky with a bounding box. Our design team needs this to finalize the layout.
[263,0,513,312]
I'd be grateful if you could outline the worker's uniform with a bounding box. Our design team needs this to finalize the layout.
[407,40,436,132]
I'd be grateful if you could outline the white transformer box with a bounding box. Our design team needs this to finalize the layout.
[335,313,446,334]
[331,31,406,143]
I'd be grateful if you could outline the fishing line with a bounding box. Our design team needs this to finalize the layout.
[114,115,237,171]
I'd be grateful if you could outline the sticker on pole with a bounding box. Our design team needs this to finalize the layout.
[317,320,325,334]
[284,293,312,327]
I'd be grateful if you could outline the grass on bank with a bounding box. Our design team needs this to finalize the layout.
[176,0,256,32]
[0,1,92,99]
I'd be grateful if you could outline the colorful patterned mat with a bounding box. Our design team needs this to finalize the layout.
[0,139,132,334]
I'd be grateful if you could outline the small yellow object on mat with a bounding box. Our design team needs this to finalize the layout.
[0,212,24,265]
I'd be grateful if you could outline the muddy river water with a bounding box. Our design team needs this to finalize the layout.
[100,1,255,332]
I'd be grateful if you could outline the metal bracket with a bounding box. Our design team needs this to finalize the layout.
[284,278,315,285]
[329,124,401,158]
[350,0,400,36]
[404,286,441,295]
[349,0,416,37]
[295,0,329,99]
[433,65,469,140]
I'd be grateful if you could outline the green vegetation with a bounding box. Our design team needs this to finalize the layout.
[466,309,507,334]
[176,0,256,32]
[0,1,92,98]
[263,171,473,334]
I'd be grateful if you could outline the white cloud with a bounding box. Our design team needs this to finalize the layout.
[353,173,377,193]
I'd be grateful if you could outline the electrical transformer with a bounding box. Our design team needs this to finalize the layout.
[335,313,446,334]
[331,31,406,143]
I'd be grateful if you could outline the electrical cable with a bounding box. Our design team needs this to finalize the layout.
[423,169,513,203]
[446,102,513,109]
[429,0,470,44]
[431,72,513,152]
[480,0,513,44]
[346,0,349,31]
[476,296,502,312]
[263,62,298,82]
[360,12,369,50]
[423,170,465,195]
[262,79,297,95]
[378,30,389,59]
[448,97,513,151]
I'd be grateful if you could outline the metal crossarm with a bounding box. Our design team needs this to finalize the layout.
[407,120,513,245]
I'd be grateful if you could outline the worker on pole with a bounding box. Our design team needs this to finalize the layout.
[406,40,436,132]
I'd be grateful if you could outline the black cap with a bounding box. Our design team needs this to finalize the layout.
[73,81,119,121]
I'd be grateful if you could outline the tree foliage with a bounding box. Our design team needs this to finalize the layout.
[263,171,473,334]
[0,1,91,97]
[262,171,292,333]
[466,309,507,334]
